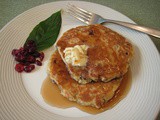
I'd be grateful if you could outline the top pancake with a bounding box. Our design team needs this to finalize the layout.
[57,24,133,84]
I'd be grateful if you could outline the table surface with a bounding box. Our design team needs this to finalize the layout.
[0,0,160,119]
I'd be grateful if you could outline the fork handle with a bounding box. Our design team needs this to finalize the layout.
[104,19,160,38]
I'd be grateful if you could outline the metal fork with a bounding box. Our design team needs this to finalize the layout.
[67,4,160,38]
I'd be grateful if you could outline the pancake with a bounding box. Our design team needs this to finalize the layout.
[47,50,122,108]
[57,24,133,84]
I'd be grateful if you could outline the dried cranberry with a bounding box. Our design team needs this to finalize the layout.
[20,49,28,56]
[35,60,42,66]
[25,40,36,49]
[15,54,25,62]
[24,67,31,72]
[28,40,36,46]
[28,47,36,53]
[30,65,35,70]
[12,49,19,56]
[12,40,45,73]
[15,63,24,72]
[26,55,35,63]
[89,30,94,35]
[19,47,24,51]
[32,51,40,58]
[39,52,44,61]
[24,65,35,73]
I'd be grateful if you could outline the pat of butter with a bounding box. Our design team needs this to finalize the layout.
[64,45,88,66]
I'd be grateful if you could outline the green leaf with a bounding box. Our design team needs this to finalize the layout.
[24,10,62,51]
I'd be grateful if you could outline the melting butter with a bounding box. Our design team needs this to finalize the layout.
[63,45,88,67]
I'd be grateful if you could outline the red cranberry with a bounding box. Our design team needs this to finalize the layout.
[30,65,35,70]
[24,65,35,73]
[15,63,24,73]
[12,40,45,73]
[15,54,25,62]
[39,52,44,61]
[24,40,37,49]
[28,40,36,46]
[28,47,36,53]
[19,47,24,51]
[12,49,19,56]
[89,30,94,35]
[35,60,42,66]
[26,55,35,63]
[20,49,28,56]
[32,51,40,58]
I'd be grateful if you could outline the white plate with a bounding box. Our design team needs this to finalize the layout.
[1,1,160,120]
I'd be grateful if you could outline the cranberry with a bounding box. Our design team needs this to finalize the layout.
[89,30,94,35]
[26,55,35,63]
[24,40,37,49]
[39,52,44,61]
[28,40,36,46]
[12,40,45,73]
[28,47,36,53]
[32,51,40,58]
[15,63,24,73]
[12,49,19,56]
[20,49,28,56]
[35,60,42,66]
[15,54,25,62]
[24,65,35,73]
[30,65,35,70]
[19,47,24,51]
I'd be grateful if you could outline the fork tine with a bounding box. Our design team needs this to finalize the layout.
[68,4,92,17]
[67,7,90,20]
[68,6,91,20]
[67,9,90,24]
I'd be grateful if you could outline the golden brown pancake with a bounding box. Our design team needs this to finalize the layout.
[57,24,133,84]
[47,50,122,108]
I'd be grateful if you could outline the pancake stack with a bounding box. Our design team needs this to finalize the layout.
[48,24,133,108]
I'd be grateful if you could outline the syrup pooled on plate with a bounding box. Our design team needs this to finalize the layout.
[41,70,131,114]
